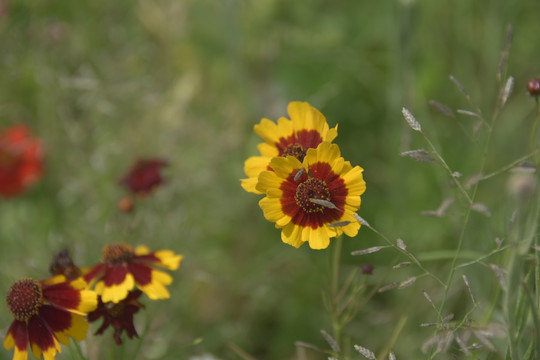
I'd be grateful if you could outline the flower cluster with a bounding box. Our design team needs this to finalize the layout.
[4,244,182,359]
[242,101,366,249]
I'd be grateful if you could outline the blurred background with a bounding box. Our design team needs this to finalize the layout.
[1,0,540,359]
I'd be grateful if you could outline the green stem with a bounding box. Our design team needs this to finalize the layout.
[71,340,87,360]
[365,223,445,287]
[330,236,343,347]
[420,132,472,205]
[531,97,539,164]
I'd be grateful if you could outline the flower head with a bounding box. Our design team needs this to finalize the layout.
[0,124,43,197]
[119,158,168,196]
[83,243,183,303]
[257,142,366,249]
[241,102,338,194]
[88,290,145,345]
[4,277,97,360]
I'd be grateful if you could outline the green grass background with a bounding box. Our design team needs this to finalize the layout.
[1,0,540,359]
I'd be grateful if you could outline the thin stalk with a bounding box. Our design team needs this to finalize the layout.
[330,236,343,347]
[531,97,539,164]
[364,223,445,287]
[71,340,87,360]
[420,131,472,205]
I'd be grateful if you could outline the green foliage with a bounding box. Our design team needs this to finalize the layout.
[1,0,540,359]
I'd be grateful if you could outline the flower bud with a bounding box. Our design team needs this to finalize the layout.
[527,78,540,97]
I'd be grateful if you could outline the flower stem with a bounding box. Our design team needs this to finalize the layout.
[330,236,343,347]
[531,97,539,165]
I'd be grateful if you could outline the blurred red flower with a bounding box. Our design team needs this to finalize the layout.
[119,158,168,195]
[0,124,43,197]
[88,290,145,345]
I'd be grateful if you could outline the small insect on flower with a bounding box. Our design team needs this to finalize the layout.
[0,124,43,197]
[83,243,183,303]
[241,101,338,194]
[4,277,97,360]
[256,142,366,249]
[119,158,168,196]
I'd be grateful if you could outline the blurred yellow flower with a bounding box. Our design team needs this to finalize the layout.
[257,142,366,249]
[241,101,338,194]
[84,243,182,303]
[4,277,97,360]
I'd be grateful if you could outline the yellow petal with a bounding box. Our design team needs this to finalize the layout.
[64,313,89,342]
[97,273,135,304]
[75,289,98,313]
[254,117,293,143]
[259,197,291,226]
[281,224,305,248]
[12,348,28,360]
[268,156,302,179]
[255,170,282,194]
[306,227,331,250]
[243,156,270,177]
[257,142,279,157]
[134,245,150,256]
[325,125,338,142]
[138,270,173,300]
[154,250,183,270]
[342,166,366,195]
[3,332,15,351]
[288,101,328,132]
[241,177,263,195]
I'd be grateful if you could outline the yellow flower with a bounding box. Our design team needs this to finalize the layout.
[257,142,365,249]
[83,243,183,303]
[241,101,338,194]
[4,277,97,360]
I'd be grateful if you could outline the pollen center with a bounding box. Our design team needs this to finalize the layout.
[295,178,331,213]
[6,278,44,322]
[282,144,307,162]
[102,243,135,264]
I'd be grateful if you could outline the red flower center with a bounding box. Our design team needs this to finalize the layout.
[282,143,307,162]
[6,278,44,322]
[102,243,135,264]
[295,178,331,213]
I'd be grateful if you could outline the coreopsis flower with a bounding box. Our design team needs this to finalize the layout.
[241,101,338,194]
[0,124,43,197]
[88,290,145,345]
[83,243,183,303]
[119,158,168,196]
[257,142,366,249]
[4,277,97,360]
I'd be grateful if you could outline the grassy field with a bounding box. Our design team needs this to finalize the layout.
[1,0,540,359]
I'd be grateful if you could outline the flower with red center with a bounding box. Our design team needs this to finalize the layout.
[83,243,183,303]
[241,101,338,194]
[3,276,97,360]
[0,124,43,197]
[88,290,145,345]
[119,158,168,196]
[256,142,366,249]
